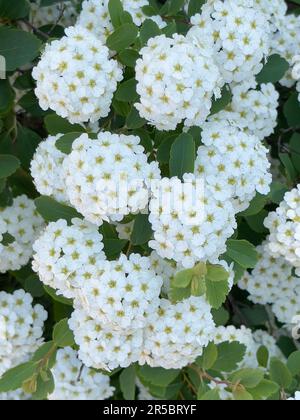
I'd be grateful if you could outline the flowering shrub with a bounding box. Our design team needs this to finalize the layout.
[1,0,300,402]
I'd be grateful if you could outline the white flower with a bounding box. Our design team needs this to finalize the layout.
[62,132,160,225]
[135,33,223,130]
[239,241,300,325]
[194,120,272,212]
[32,25,123,124]
[148,175,236,268]
[143,296,216,369]
[0,195,44,273]
[264,185,300,279]
[48,347,115,400]
[0,290,47,376]
[30,135,69,203]
[190,0,271,84]
[32,218,106,299]
[288,391,300,400]
[77,0,166,44]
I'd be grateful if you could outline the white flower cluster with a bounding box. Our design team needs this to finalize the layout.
[77,0,166,43]
[148,175,236,268]
[214,326,283,369]
[135,33,223,131]
[48,347,115,400]
[252,0,287,26]
[0,389,30,401]
[190,0,271,84]
[63,132,160,225]
[194,120,271,212]
[288,391,300,401]
[143,296,215,369]
[32,218,106,299]
[33,26,123,124]
[213,83,279,141]
[0,196,44,273]
[264,185,300,277]
[239,242,300,325]
[31,135,68,203]
[69,294,215,371]
[30,0,78,28]
[271,13,300,87]
[0,290,47,376]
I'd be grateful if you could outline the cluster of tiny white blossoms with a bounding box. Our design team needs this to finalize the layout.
[32,218,106,299]
[74,253,163,330]
[288,391,300,401]
[271,13,300,87]
[77,0,166,43]
[135,33,223,131]
[30,135,69,203]
[213,82,279,141]
[0,389,30,401]
[190,0,271,85]
[0,290,47,376]
[33,25,123,124]
[239,242,300,325]
[148,175,236,268]
[30,0,78,28]
[0,195,44,273]
[63,132,160,225]
[194,120,271,212]
[143,296,215,369]
[264,185,300,277]
[48,347,115,400]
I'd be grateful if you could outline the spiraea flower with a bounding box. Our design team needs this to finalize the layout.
[32,26,123,124]
[0,196,44,273]
[63,132,160,225]
[135,33,223,130]
[48,347,115,400]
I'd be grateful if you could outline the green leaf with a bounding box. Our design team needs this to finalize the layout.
[269,182,288,205]
[257,346,269,369]
[287,351,300,376]
[226,239,258,269]
[0,154,20,179]
[167,0,185,15]
[279,152,297,183]
[140,19,162,46]
[103,239,128,259]
[138,366,180,387]
[55,132,82,154]
[213,341,246,372]
[187,0,206,16]
[289,133,300,172]
[35,196,82,224]
[199,389,221,401]
[169,133,195,179]
[173,268,195,288]
[269,358,293,389]
[44,285,73,306]
[32,341,57,369]
[24,274,45,298]
[233,386,253,401]
[210,85,232,115]
[119,366,136,400]
[16,126,41,170]
[239,193,268,217]
[169,285,191,302]
[44,114,85,135]
[115,78,138,102]
[118,49,139,68]
[0,79,15,114]
[284,92,300,128]
[196,342,218,370]
[53,318,75,348]
[106,23,139,52]
[256,54,289,84]
[31,371,55,401]
[229,369,264,389]
[130,213,153,245]
[0,0,29,19]
[0,27,41,71]
[108,0,124,28]
[249,380,279,400]
[206,264,229,282]
[0,362,38,392]
[126,107,146,129]
[205,278,229,309]
[212,306,230,327]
